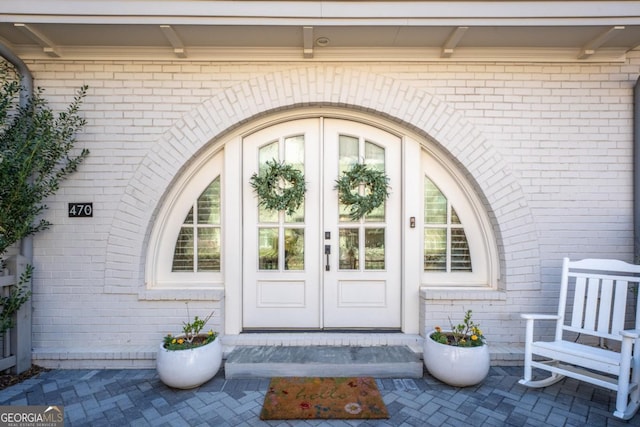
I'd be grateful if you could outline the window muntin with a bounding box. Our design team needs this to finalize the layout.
[337,135,386,271]
[423,177,471,272]
[420,148,496,288]
[257,134,306,271]
[172,177,221,272]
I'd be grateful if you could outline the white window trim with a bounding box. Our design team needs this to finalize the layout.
[420,148,499,288]
[146,149,224,289]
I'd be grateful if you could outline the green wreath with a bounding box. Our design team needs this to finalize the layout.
[249,159,306,216]
[335,163,390,221]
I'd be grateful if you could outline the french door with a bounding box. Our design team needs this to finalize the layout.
[242,118,401,329]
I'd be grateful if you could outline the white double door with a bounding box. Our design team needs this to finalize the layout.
[242,118,401,329]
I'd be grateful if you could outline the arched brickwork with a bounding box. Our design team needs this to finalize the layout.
[104,66,539,294]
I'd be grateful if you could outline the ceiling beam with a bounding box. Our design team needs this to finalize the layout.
[14,23,60,57]
[303,26,314,58]
[441,26,468,58]
[160,25,187,58]
[578,25,625,59]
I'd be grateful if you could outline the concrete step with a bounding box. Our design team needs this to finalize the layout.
[224,345,423,379]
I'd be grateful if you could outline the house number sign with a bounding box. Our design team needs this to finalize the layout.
[68,203,93,218]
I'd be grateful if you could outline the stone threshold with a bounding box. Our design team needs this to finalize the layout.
[224,345,424,379]
[223,332,425,353]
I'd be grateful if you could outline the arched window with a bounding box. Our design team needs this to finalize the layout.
[171,177,221,272]
[421,149,497,288]
[146,151,224,289]
[424,176,472,272]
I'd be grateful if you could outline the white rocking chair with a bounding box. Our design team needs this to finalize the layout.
[519,257,640,420]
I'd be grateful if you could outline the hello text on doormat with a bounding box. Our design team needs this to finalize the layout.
[260,377,389,420]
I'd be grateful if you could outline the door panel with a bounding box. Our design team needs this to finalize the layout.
[242,119,321,328]
[242,118,401,329]
[322,119,402,328]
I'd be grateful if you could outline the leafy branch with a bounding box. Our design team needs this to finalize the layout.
[0,60,89,257]
[0,60,89,333]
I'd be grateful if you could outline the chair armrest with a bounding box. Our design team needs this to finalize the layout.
[620,329,640,339]
[521,314,561,320]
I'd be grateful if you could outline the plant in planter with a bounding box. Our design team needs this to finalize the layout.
[423,309,490,387]
[431,309,485,347]
[156,307,222,389]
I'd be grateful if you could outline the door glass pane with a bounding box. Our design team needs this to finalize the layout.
[338,135,359,222]
[364,142,386,222]
[364,141,385,172]
[339,228,359,270]
[285,135,305,170]
[258,141,278,169]
[284,204,303,223]
[197,228,220,271]
[259,206,279,223]
[365,199,385,223]
[256,134,307,271]
[285,135,306,223]
[451,228,472,271]
[338,200,354,223]
[197,178,220,224]
[285,201,305,223]
[424,228,446,271]
[339,135,358,174]
[365,228,385,270]
[284,228,304,270]
[258,228,279,270]
[258,141,279,222]
[425,177,447,224]
[172,227,194,271]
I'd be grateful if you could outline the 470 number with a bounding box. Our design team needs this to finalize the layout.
[68,203,93,218]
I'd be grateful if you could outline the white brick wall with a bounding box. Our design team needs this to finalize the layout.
[23,57,640,367]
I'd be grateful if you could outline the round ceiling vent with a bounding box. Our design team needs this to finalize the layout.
[316,37,330,47]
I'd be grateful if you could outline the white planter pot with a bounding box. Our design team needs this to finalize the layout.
[423,330,490,387]
[156,337,222,389]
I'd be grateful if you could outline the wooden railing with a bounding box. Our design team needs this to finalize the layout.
[0,255,32,374]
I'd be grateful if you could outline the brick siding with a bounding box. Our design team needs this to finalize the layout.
[24,58,640,366]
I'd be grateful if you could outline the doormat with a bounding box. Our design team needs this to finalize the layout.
[260,377,389,420]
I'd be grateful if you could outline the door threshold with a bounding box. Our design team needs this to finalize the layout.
[224,345,423,379]
[223,331,425,355]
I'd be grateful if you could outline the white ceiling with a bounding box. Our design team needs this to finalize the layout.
[1,1,640,62]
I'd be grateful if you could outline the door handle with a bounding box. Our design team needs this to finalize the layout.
[325,245,331,271]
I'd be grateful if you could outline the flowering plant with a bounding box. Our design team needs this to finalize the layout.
[163,307,216,350]
[431,309,485,347]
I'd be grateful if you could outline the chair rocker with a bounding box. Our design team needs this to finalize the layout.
[519,257,640,420]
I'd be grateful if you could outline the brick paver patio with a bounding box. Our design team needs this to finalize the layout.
[0,366,637,426]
